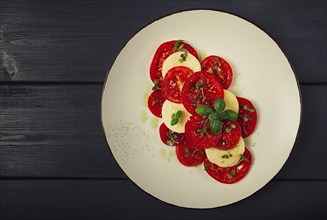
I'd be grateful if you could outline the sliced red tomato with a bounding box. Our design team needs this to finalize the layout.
[161,66,194,103]
[159,123,185,146]
[236,97,258,138]
[176,143,206,167]
[216,121,242,150]
[181,71,224,115]
[185,115,222,149]
[204,147,252,184]
[149,40,198,83]
[201,55,233,89]
[147,90,166,118]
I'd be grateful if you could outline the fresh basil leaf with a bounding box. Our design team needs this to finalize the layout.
[210,119,222,134]
[195,105,214,116]
[171,118,178,126]
[214,98,225,112]
[208,112,220,121]
[224,110,238,121]
[176,110,182,119]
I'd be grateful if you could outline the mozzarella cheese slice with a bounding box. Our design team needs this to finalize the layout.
[223,90,239,113]
[161,100,191,133]
[162,51,201,78]
[205,138,245,167]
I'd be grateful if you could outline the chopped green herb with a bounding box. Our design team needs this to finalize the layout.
[191,98,198,104]
[240,114,250,122]
[214,57,221,66]
[166,130,177,140]
[228,169,236,179]
[239,154,249,163]
[151,100,158,106]
[152,79,161,90]
[173,40,184,52]
[204,163,211,171]
[243,105,255,112]
[196,80,203,89]
[179,52,188,63]
[166,130,177,146]
[197,126,208,134]
[222,153,233,159]
[184,148,190,157]
[225,124,236,132]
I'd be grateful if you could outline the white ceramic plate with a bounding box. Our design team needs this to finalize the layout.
[101,10,301,208]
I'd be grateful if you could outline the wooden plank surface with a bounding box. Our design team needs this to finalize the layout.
[1,84,326,179]
[1,0,326,83]
[0,180,326,220]
[1,1,326,219]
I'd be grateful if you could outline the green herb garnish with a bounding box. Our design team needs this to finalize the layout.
[240,114,250,122]
[243,105,255,112]
[222,153,233,159]
[214,57,221,66]
[184,147,190,157]
[239,154,249,163]
[228,169,236,179]
[151,100,158,106]
[195,98,238,134]
[179,52,188,63]
[225,124,236,133]
[171,110,182,126]
[152,78,161,91]
[204,163,211,171]
[165,130,177,146]
[173,40,184,52]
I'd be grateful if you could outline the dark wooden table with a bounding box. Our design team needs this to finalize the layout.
[1,1,326,219]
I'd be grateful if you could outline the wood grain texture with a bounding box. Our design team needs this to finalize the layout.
[1,84,326,179]
[1,0,326,83]
[0,180,326,220]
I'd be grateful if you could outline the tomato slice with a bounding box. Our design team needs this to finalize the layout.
[216,121,242,150]
[201,55,233,89]
[204,147,252,184]
[176,143,206,167]
[236,97,258,137]
[147,90,166,118]
[185,115,222,149]
[149,40,198,83]
[159,123,185,146]
[161,66,194,103]
[181,71,224,115]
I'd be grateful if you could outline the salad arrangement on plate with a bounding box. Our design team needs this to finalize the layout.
[147,40,258,184]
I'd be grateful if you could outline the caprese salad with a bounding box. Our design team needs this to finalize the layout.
[147,40,258,184]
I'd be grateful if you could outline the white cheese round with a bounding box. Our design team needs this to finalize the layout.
[162,51,201,78]
[161,100,191,133]
[205,138,245,167]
